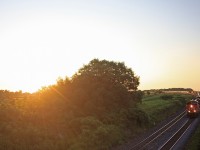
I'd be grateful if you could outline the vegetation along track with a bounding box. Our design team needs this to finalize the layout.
[128,110,186,150]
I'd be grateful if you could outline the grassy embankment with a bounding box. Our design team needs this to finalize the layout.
[184,119,200,150]
[138,93,193,127]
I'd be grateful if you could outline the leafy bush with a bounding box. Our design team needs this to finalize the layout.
[175,96,187,105]
[69,124,123,150]
[160,94,173,100]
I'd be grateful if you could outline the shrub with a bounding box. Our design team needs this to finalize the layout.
[69,124,123,150]
[160,95,173,100]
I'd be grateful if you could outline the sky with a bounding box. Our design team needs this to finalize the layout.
[0,0,200,92]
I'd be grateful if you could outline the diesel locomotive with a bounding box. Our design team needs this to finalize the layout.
[186,99,200,118]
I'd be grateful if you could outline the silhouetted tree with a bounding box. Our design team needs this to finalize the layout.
[147,91,150,95]
[69,59,140,117]
[72,59,139,91]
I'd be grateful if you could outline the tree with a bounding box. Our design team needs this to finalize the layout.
[70,59,140,116]
[147,91,150,95]
[72,59,139,91]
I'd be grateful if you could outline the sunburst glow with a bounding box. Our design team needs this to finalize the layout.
[0,1,200,92]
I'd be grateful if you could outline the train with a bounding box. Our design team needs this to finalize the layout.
[186,98,200,118]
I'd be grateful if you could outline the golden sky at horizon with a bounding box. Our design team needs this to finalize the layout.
[0,0,200,92]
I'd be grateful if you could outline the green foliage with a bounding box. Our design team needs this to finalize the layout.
[128,108,149,127]
[146,91,150,95]
[160,94,173,100]
[185,123,200,150]
[72,59,140,91]
[0,59,144,150]
[67,59,140,118]
[139,93,193,125]
[173,95,188,105]
[69,124,123,150]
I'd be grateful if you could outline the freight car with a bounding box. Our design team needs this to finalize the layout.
[196,96,200,105]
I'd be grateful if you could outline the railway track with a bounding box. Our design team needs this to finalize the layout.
[128,110,186,150]
[158,118,193,150]
[113,105,200,150]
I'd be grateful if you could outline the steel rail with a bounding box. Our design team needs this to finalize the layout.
[170,121,192,150]
[129,110,186,150]
[158,119,193,150]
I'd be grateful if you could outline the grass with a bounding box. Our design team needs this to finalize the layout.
[140,94,174,112]
[138,93,193,125]
[184,119,200,150]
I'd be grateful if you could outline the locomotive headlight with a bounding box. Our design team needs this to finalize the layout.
[194,110,196,112]
[190,105,193,108]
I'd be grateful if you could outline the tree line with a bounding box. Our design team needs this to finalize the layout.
[0,59,147,150]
